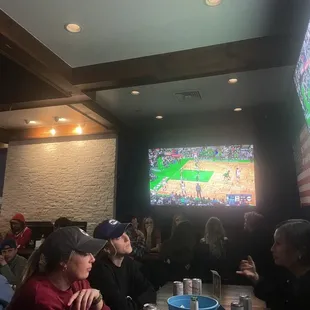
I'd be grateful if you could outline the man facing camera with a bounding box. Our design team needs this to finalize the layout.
[0,239,27,285]
[6,213,32,249]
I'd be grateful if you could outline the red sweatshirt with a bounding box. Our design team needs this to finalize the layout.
[9,275,110,310]
[6,227,32,249]
[6,213,32,249]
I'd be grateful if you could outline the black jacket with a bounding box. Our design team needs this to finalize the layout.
[160,220,196,265]
[254,268,310,310]
[88,256,156,310]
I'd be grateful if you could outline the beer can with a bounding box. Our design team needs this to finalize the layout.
[190,296,199,310]
[192,278,202,295]
[231,301,244,310]
[239,295,252,310]
[183,278,192,295]
[143,303,157,310]
[172,281,183,296]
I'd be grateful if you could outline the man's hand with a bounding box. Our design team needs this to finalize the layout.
[0,255,7,266]
[236,256,259,284]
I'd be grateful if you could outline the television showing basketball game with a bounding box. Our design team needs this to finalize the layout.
[149,145,256,207]
[294,20,310,129]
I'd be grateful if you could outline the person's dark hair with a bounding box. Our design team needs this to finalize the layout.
[54,217,72,229]
[276,219,310,265]
[244,211,264,231]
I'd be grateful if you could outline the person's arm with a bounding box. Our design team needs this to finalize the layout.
[0,264,17,285]
[0,275,14,307]
[89,263,130,310]
[145,230,152,251]
[150,229,161,252]
[130,259,156,306]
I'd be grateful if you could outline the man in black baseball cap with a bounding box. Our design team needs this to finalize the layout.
[0,239,27,285]
[89,219,156,310]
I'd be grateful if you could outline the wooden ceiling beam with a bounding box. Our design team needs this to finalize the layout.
[0,11,76,96]
[81,101,123,131]
[0,94,91,112]
[72,35,301,92]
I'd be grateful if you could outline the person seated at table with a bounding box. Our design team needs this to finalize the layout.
[8,226,110,310]
[126,217,146,259]
[0,239,27,285]
[89,219,156,310]
[196,217,228,280]
[237,219,310,310]
[201,217,228,259]
[0,274,14,309]
[5,213,32,249]
[54,217,72,230]
[141,217,161,253]
[243,211,273,276]
[160,213,196,280]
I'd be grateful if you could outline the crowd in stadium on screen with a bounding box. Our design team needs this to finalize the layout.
[149,145,253,170]
[150,192,226,207]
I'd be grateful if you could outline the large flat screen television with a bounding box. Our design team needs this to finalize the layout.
[149,145,256,207]
[294,21,310,129]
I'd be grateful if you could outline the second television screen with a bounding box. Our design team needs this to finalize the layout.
[149,145,256,207]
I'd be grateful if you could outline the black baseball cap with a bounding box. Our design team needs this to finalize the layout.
[1,239,17,250]
[94,219,130,240]
[41,226,107,261]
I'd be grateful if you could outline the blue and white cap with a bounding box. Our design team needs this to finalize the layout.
[93,219,131,240]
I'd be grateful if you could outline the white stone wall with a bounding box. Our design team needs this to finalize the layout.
[0,135,116,235]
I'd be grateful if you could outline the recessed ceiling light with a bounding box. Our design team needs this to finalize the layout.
[54,117,67,122]
[50,128,56,136]
[131,90,140,95]
[24,120,37,125]
[234,107,242,112]
[65,23,81,33]
[205,0,222,6]
[228,78,238,84]
[74,125,83,135]
[155,115,163,119]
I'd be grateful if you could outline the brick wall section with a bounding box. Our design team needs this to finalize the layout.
[0,135,116,235]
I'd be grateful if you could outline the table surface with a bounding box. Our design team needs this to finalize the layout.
[157,282,266,310]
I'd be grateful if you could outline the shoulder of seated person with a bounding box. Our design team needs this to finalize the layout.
[16,254,27,261]
[20,276,61,296]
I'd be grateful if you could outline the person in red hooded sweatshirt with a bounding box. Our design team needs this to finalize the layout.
[5,213,32,249]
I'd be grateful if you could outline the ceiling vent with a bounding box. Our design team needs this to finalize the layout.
[174,90,202,102]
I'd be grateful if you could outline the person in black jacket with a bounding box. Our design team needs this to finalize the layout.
[242,212,273,276]
[237,219,310,310]
[89,219,156,310]
[160,213,196,280]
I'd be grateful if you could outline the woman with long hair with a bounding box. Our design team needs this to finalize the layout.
[237,219,310,309]
[201,217,227,259]
[141,217,161,253]
[89,219,156,310]
[8,226,110,310]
